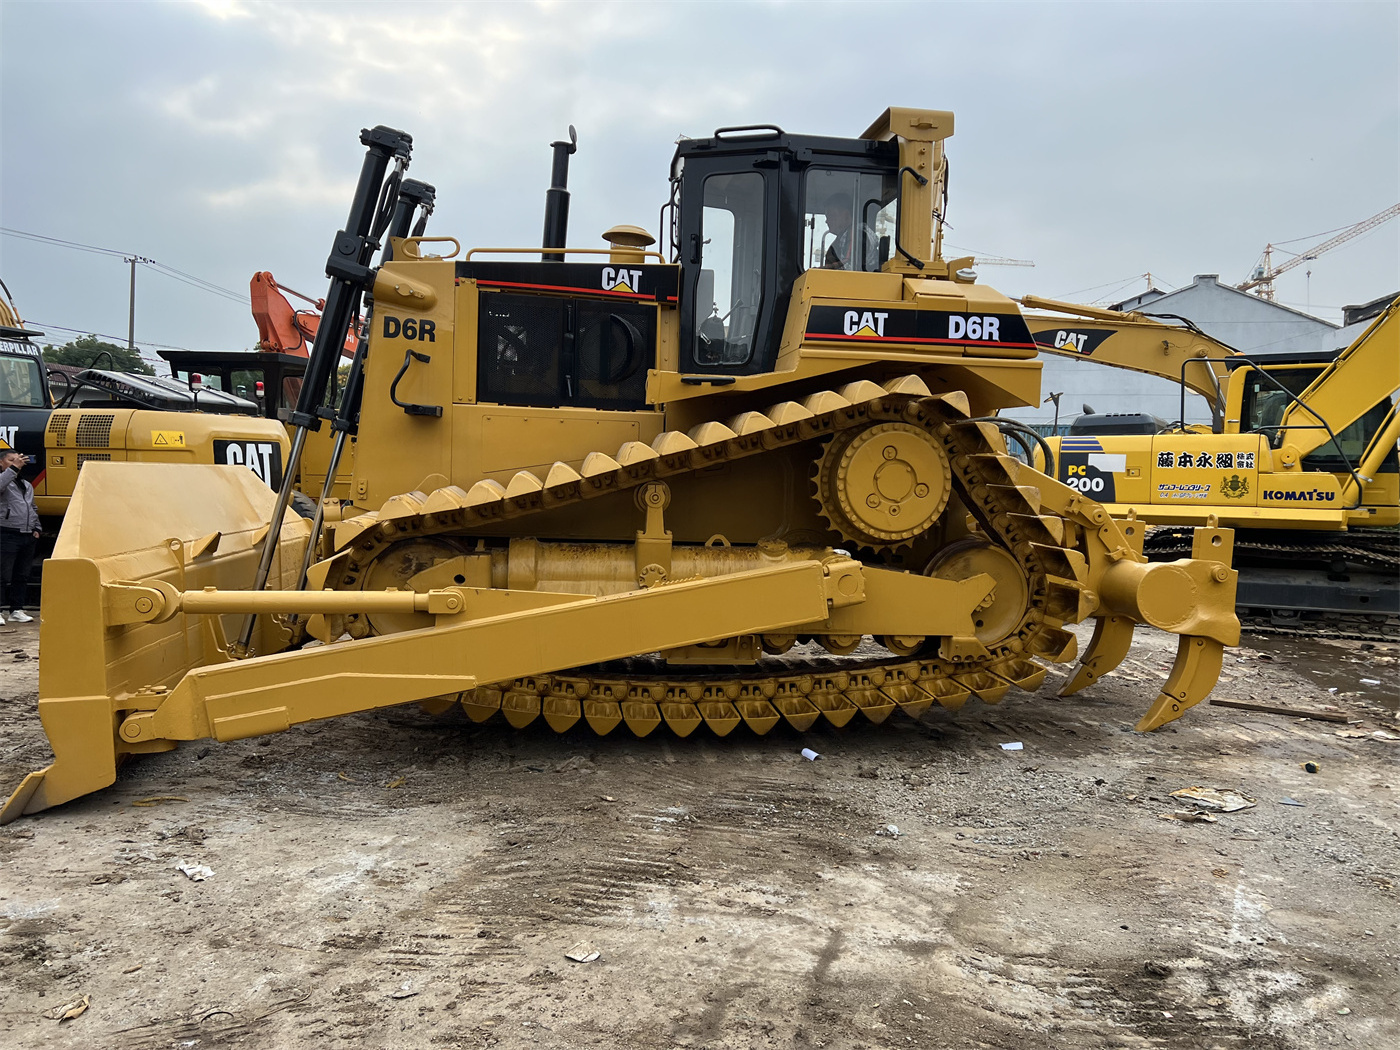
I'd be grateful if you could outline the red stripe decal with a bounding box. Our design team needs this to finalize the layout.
[805,332,1040,350]
[475,279,676,303]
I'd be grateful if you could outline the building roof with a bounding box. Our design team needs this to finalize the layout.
[1342,291,1399,327]
[1107,274,1346,355]
[1112,274,1339,330]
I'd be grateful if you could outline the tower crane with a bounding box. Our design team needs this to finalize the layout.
[971,256,1035,268]
[1238,203,1400,301]
[942,244,1035,268]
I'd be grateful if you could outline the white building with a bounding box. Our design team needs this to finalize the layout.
[1110,274,1344,355]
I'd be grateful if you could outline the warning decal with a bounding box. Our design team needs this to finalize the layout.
[151,430,187,448]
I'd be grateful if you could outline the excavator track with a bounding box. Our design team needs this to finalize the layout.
[1145,526,1399,642]
[325,378,1094,737]
[1144,527,1400,574]
[1235,616,1395,644]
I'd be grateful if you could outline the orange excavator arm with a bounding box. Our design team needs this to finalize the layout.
[250,272,358,359]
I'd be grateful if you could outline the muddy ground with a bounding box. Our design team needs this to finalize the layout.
[0,621,1396,1049]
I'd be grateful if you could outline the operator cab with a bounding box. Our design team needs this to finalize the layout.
[0,328,47,410]
[667,127,901,376]
[160,349,308,422]
[448,120,912,413]
[1232,352,1399,473]
[0,323,52,469]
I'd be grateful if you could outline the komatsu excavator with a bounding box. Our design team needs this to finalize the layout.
[1020,297,1399,636]
[3,109,1242,822]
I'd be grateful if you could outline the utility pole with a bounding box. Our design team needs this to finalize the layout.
[124,256,152,350]
[1044,391,1064,432]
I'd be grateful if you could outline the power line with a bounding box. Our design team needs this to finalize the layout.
[1051,272,1175,301]
[0,227,130,258]
[145,262,247,305]
[28,320,192,355]
[1087,276,1156,306]
[0,226,250,305]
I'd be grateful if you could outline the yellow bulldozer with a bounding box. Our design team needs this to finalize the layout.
[2,109,1243,823]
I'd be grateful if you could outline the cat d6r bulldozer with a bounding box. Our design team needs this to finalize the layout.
[3,109,1240,822]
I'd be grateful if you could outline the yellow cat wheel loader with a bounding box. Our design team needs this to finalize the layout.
[2,109,1241,823]
[0,281,292,607]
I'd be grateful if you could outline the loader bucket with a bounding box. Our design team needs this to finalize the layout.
[1,462,309,823]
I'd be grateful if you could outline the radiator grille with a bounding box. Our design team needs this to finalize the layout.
[74,414,115,448]
[46,412,71,448]
[75,453,113,468]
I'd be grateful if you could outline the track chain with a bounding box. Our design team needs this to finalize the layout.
[1145,526,1399,643]
[326,378,1095,738]
[1145,526,1400,572]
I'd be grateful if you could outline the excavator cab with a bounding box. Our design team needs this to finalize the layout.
[670,127,901,375]
[1233,355,1400,477]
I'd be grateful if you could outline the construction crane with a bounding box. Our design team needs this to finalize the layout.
[1238,203,1400,301]
[972,255,1035,268]
[943,244,1034,268]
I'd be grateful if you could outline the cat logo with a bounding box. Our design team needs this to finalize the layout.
[601,266,643,294]
[213,439,283,489]
[0,426,15,449]
[1219,473,1250,500]
[1031,327,1114,357]
[843,310,889,337]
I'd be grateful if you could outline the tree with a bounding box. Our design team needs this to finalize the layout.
[42,335,155,375]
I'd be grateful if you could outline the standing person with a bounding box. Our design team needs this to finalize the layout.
[0,448,40,624]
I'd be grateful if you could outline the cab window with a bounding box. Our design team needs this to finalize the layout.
[803,169,898,273]
[0,354,45,408]
[695,172,765,366]
[1243,366,1398,473]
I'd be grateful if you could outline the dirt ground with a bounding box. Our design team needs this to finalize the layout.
[0,620,1396,1050]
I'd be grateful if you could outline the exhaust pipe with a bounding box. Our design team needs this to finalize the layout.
[541,125,577,262]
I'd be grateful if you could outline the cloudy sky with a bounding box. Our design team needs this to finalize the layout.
[1,0,1396,365]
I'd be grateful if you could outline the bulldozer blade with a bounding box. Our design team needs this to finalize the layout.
[1135,635,1226,732]
[1059,615,1136,697]
[6,467,859,819]
[2,463,310,825]
[0,695,120,826]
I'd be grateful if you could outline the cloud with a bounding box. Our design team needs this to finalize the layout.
[186,0,254,21]
[202,144,357,209]
[0,0,1394,357]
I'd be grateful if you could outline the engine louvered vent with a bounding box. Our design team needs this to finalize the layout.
[76,453,113,468]
[46,412,71,448]
[75,414,115,448]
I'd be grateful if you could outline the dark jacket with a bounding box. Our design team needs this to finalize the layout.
[0,466,40,533]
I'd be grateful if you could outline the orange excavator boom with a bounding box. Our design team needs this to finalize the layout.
[249,271,358,358]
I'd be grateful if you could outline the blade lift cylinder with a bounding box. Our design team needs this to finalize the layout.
[236,124,413,655]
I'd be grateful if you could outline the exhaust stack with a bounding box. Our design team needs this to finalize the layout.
[541,125,577,262]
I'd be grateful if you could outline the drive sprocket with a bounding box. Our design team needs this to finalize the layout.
[814,420,952,551]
